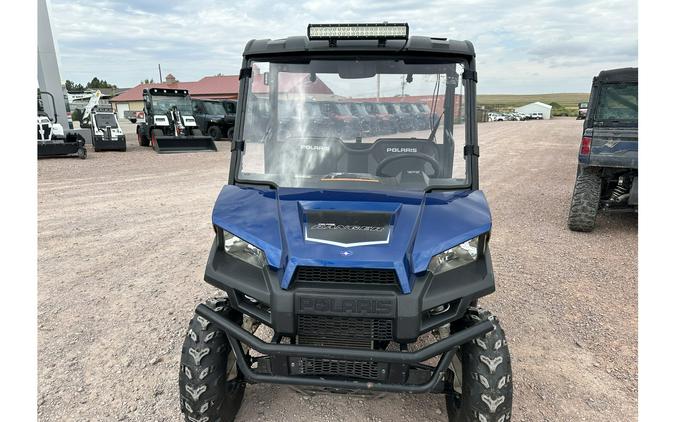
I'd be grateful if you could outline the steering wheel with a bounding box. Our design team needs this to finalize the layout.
[375,153,441,178]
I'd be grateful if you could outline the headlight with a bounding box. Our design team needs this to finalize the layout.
[222,230,266,268]
[427,236,479,275]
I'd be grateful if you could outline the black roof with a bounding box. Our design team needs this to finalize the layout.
[145,88,189,96]
[596,67,638,83]
[242,36,475,60]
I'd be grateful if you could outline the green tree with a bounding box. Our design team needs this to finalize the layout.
[86,77,116,89]
[65,80,84,91]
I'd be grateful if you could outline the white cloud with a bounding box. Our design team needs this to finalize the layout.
[49,0,637,92]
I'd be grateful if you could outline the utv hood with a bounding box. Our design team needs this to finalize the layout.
[212,186,491,293]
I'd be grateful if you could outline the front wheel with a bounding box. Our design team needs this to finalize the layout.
[445,307,513,422]
[77,147,87,159]
[179,298,245,422]
[207,126,222,141]
[138,129,150,147]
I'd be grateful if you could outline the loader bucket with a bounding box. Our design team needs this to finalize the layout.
[152,135,218,153]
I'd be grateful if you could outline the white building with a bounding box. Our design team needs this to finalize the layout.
[515,102,553,119]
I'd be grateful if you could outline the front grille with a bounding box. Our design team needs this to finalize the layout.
[294,266,398,285]
[297,314,393,349]
[291,357,385,381]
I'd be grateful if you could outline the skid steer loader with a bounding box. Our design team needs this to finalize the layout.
[90,104,126,151]
[37,91,87,159]
[136,88,217,153]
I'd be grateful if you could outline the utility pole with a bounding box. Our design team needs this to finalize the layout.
[158,64,163,83]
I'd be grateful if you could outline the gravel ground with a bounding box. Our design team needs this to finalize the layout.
[38,118,637,421]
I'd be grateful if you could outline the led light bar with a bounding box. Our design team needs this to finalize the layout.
[307,23,409,40]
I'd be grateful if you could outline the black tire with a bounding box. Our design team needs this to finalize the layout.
[446,307,513,422]
[227,127,234,140]
[138,129,150,147]
[207,126,222,141]
[78,147,87,160]
[179,298,246,422]
[567,169,602,232]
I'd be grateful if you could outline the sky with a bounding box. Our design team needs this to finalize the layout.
[48,0,637,94]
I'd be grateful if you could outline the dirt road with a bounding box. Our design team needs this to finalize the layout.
[37,118,637,421]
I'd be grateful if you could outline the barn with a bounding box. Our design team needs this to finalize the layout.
[515,102,553,119]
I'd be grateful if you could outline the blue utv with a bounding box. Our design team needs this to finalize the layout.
[568,67,638,232]
[179,23,513,422]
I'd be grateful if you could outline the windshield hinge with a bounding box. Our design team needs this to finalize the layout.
[464,145,480,157]
[239,67,252,80]
[231,140,245,152]
[463,70,478,82]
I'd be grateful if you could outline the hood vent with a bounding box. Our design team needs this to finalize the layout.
[293,266,398,285]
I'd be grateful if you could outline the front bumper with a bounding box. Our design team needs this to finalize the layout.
[196,302,494,393]
[202,238,496,391]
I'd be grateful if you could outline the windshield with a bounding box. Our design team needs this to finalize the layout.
[399,103,417,114]
[417,103,431,113]
[203,101,225,115]
[384,103,402,114]
[151,96,192,114]
[94,113,118,128]
[594,83,637,124]
[364,102,388,115]
[238,59,468,192]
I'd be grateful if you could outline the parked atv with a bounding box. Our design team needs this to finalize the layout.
[179,23,513,422]
[383,102,416,133]
[192,99,236,141]
[363,101,398,134]
[568,68,638,232]
[348,102,378,136]
[276,100,342,140]
[315,101,361,139]
[399,102,429,130]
